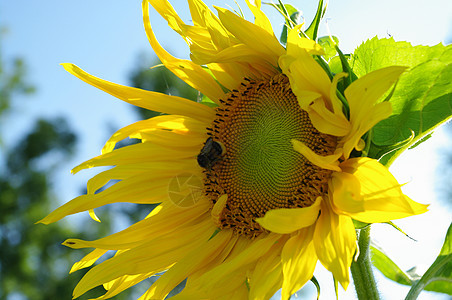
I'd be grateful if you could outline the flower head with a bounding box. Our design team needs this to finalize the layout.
[39,1,428,299]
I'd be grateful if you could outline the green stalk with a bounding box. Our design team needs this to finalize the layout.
[350,226,381,300]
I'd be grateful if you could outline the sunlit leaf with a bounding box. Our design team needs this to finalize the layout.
[317,36,339,61]
[199,95,218,108]
[305,0,326,41]
[266,2,301,46]
[351,37,452,165]
[371,223,452,298]
[406,222,452,298]
[280,9,301,46]
[371,244,413,286]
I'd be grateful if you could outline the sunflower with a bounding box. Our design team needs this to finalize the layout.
[39,0,428,299]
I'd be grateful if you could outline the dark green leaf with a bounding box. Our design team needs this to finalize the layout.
[310,276,321,300]
[266,2,301,46]
[351,38,452,166]
[305,0,326,41]
[280,10,301,45]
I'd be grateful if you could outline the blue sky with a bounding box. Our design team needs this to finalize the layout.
[1,0,452,299]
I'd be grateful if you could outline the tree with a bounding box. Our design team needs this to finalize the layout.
[0,35,117,300]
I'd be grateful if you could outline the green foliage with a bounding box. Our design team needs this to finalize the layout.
[371,222,452,298]
[0,45,35,147]
[305,0,326,41]
[0,40,134,299]
[7,118,76,173]
[266,2,301,46]
[317,36,339,61]
[407,221,452,298]
[0,118,81,300]
[371,244,413,286]
[350,37,452,166]
[0,57,35,115]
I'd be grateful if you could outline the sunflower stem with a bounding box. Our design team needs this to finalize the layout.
[351,225,381,300]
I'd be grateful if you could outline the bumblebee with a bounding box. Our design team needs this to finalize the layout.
[197,137,225,171]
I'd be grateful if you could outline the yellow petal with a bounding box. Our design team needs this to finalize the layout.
[143,1,225,103]
[335,157,429,223]
[249,243,283,300]
[147,0,184,35]
[63,200,210,251]
[343,66,406,158]
[292,139,342,172]
[196,233,281,290]
[293,90,322,109]
[281,53,331,100]
[342,101,392,159]
[203,267,249,299]
[187,0,233,51]
[307,99,350,136]
[215,6,284,68]
[188,0,209,27]
[101,115,207,154]
[61,63,215,123]
[38,175,173,224]
[204,43,274,64]
[207,63,243,91]
[330,73,348,115]
[99,274,150,300]
[70,248,108,273]
[281,227,317,299]
[256,196,322,234]
[245,0,274,35]
[211,194,228,227]
[72,218,215,298]
[141,229,234,300]
[86,160,197,195]
[345,66,406,123]
[329,171,364,215]
[285,25,324,58]
[314,200,356,289]
[72,142,197,174]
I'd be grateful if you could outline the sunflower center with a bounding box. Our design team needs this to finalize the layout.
[203,74,336,238]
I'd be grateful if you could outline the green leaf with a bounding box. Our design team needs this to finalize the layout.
[371,223,452,298]
[371,244,413,286]
[351,37,447,77]
[310,276,321,300]
[199,95,218,108]
[351,38,452,166]
[305,0,326,41]
[266,2,301,46]
[406,222,452,299]
[317,36,339,61]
